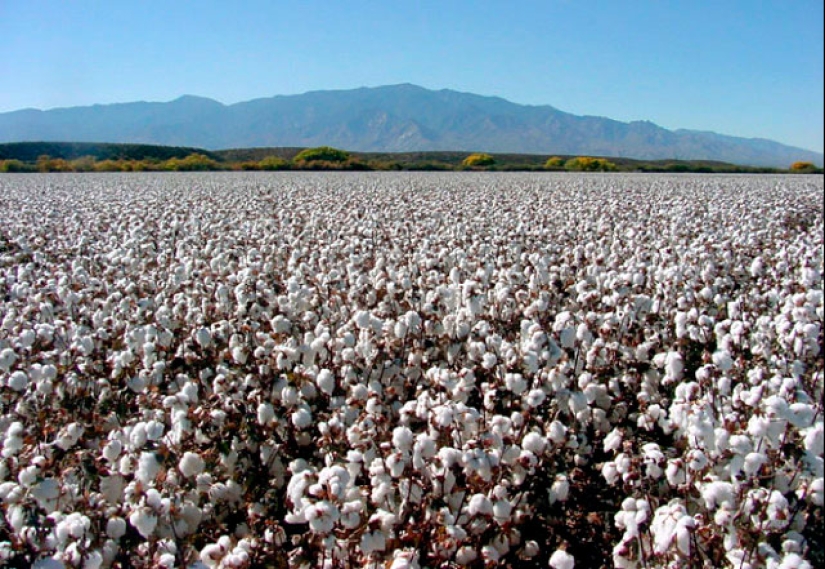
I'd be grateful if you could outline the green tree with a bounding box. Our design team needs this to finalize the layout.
[544,156,565,170]
[564,156,617,172]
[36,155,72,172]
[462,153,495,168]
[790,161,816,172]
[293,146,350,164]
[70,156,97,172]
[258,156,290,170]
[0,159,30,173]
[163,153,220,171]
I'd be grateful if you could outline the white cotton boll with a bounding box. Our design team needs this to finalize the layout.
[455,546,477,565]
[750,257,764,277]
[549,548,575,569]
[602,461,619,485]
[136,452,161,484]
[55,422,84,450]
[316,369,335,396]
[522,432,547,455]
[129,509,157,538]
[547,420,567,444]
[743,452,767,476]
[712,350,734,372]
[145,420,164,441]
[355,311,372,330]
[493,499,513,522]
[257,403,275,426]
[666,460,686,486]
[665,351,684,382]
[467,493,493,517]
[102,440,122,463]
[603,428,623,453]
[106,517,127,539]
[392,426,414,452]
[32,478,60,509]
[291,406,312,430]
[525,388,546,407]
[687,450,708,472]
[83,551,103,569]
[0,348,16,372]
[360,530,386,555]
[179,452,205,478]
[481,545,500,563]
[482,352,498,370]
[804,424,823,455]
[808,478,823,506]
[505,373,527,395]
[194,327,212,348]
[548,475,570,504]
[281,385,299,406]
[231,346,247,365]
[7,371,28,392]
[305,500,339,534]
[701,481,734,509]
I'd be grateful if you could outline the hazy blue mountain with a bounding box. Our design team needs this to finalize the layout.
[1,84,821,167]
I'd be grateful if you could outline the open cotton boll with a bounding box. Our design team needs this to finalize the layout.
[179,452,205,478]
[7,370,28,392]
[549,548,575,569]
[467,493,493,517]
[392,426,414,452]
[291,406,313,430]
[0,348,16,372]
[136,452,161,484]
[522,432,547,455]
[315,368,335,396]
[106,517,127,539]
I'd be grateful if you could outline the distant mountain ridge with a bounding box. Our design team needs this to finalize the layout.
[0,84,821,168]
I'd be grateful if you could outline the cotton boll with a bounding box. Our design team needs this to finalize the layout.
[0,348,16,372]
[525,388,546,407]
[129,509,157,538]
[7,371,28,392]
[291,406,312,430]
[743,452,767,476]
[316,368,335,396]
[194,327,212,348]
[467,493,493,517]
[547,420,567,444]
[179,452,205,478]
[548,474,570,504]
[522,432,547,455]
[102,440,123,463]
[664,351,684,382]
[549,548,575,569]
[392,426,414,452]
[145,420,164,441]
[505,373,527,395]
[603,428,623,453]
[31,478,60,510]
[712,350,734,372]
[455,546,477,565]
[136,452,161,484]
[107,517,127,539]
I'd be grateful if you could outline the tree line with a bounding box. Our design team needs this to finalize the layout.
[1,144,820,174]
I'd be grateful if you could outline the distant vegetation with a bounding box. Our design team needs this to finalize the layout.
[1,142,821,174]
[461,153,495,168]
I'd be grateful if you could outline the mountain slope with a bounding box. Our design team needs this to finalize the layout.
[0,84,821,167]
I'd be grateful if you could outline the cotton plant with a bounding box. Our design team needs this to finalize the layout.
[0,172,821,567]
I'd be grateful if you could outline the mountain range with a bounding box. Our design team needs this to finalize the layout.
[0,84,821,168]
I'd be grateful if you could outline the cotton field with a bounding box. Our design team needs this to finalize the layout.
[0,171,822,569]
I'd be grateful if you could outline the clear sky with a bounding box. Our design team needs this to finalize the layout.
[1,1,823,152]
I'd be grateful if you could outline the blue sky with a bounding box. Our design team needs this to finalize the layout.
[1,1,823,152]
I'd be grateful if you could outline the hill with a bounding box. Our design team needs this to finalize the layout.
[1,85,821,168]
